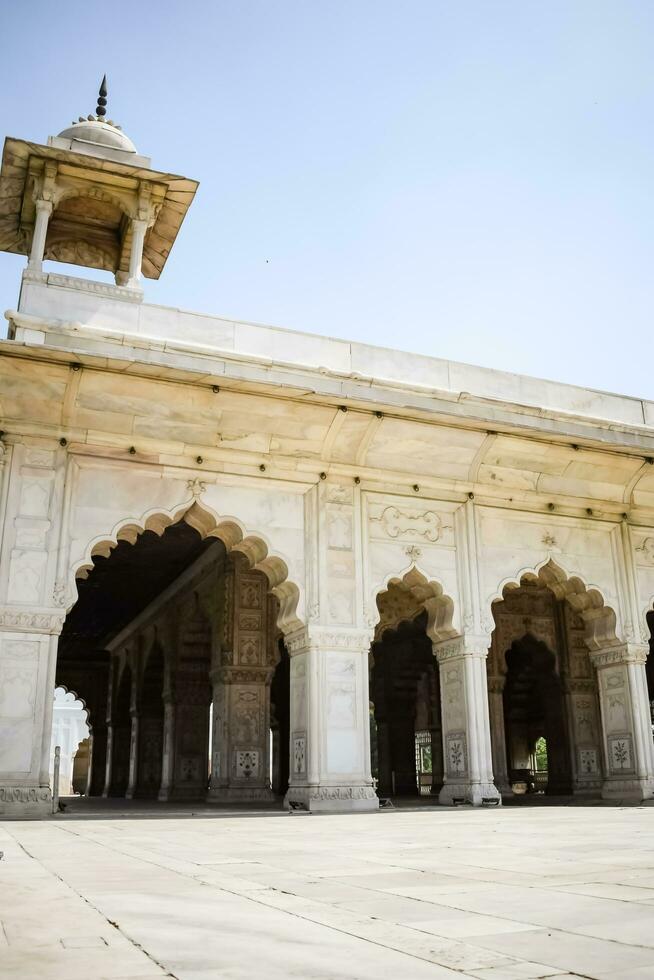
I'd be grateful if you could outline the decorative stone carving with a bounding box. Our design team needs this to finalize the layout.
[52,580,67,606]
[635,537,654,564]
[376,506,441,542]
[579,748,599,775]
[446,733,468,777]
[292,735,306,774]
[215,667,273,685]
[325,485,353,504]
[443,665,465,730]
[590,645,647,668]
[404,544,422,562]
[0,786,51,804]
[235,750,259,779]
[40,271,143,301]
[45,239,116,268]
[186,477,207,499]
[286,628,371,654]
[608,735,634,773]
[0,608,65,633]
[233,691,260,742]
[308,785,377,801]
[435,636,488,662]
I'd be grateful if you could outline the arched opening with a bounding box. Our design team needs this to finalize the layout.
[59,505,300,808]
[44,190,125,275]
[370,572,449,799]
[503,635,571,795]
[488,565,606,800]
[49,687,90,798]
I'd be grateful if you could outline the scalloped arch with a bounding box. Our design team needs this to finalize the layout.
[492,558,619,652]
[53,684,91,728]
[69,499,303,634]
[373,565,457,644]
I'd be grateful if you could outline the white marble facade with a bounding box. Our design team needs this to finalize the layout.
[1,105,654,817]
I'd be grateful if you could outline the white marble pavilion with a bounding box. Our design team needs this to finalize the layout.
[1,83,653,818]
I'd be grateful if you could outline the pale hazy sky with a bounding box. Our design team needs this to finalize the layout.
[2,1,653,399]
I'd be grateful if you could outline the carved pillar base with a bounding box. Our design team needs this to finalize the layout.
[435,635,501,807]
[284,628,379,813]
[283,783,379,812]
[487,678,513,798]
[591,646,654,802]
[0,786,52,819]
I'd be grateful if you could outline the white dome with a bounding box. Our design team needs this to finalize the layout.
[57,118,137,154]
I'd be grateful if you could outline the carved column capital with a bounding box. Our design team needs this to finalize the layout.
[285,625,374,657]
[589,643,648,669]
[34,197,54,217]
[433,633,491,663]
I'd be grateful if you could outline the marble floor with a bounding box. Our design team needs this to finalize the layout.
[1,804,654,979]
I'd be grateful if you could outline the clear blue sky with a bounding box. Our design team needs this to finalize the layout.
[2,1,653,399]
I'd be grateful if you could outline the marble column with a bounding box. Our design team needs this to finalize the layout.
[208,665,274,802]
[208,562,277,802]
[591,644,654,801]
[284,626,378,812]
[125,710,140,799]
[157,697,177,801]
[27,198,53,272]
[435,634,500,806]
[126,217,148,289]
[564,681,604,797]
[87,724,108,796]
[487,675,512,797]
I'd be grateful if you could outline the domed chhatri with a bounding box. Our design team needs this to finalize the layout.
[56,75,138,154]
[0,75,199,286]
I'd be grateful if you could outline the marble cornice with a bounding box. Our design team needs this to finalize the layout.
[3,317,654,456]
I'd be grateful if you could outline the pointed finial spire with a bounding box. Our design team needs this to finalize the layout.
[95,75,108,117]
